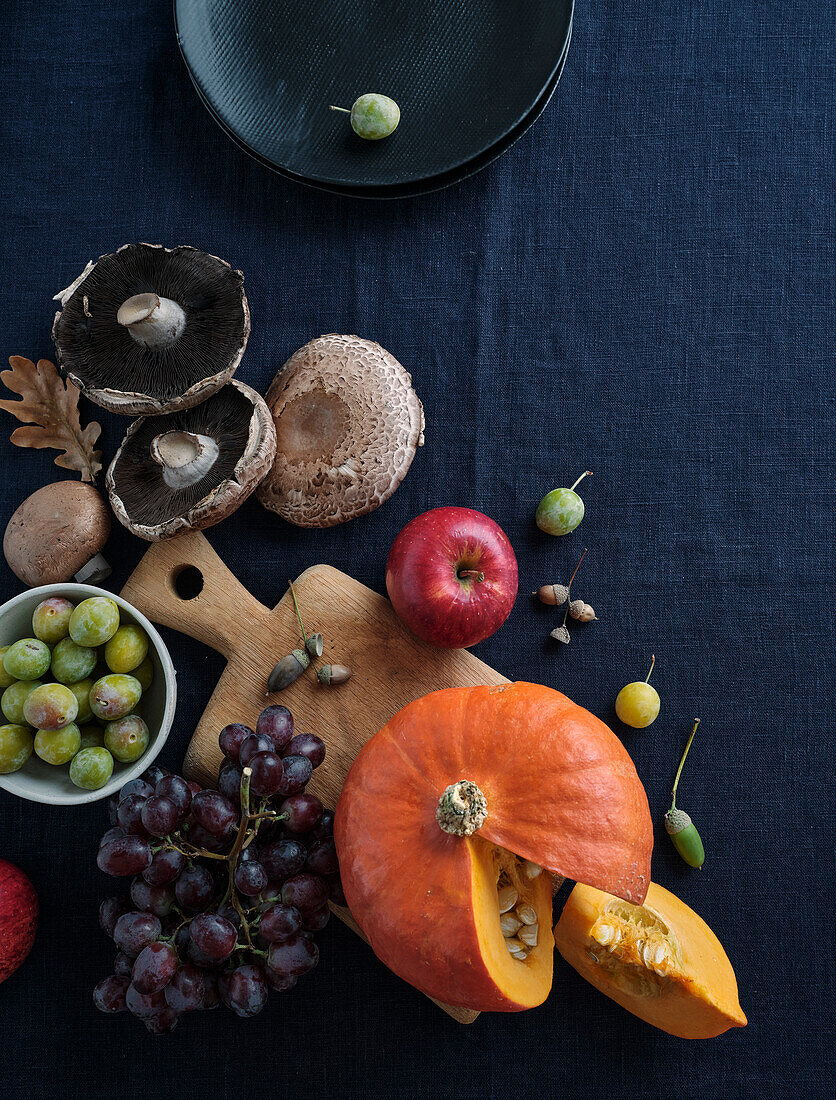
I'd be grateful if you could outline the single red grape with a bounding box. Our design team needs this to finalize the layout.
[191,790,238,837]
[142,848,185,886]
[155,774,192,816]
[113,911,161,957]
[220,963,268,1017]
[234,859,268,897]
[125,983,166,1018]
[280,792,323,833]
[164,964,206,1013]
[239,732,275,766]
[99,826,125,849]
[117,794,148,836]
[248,750,283,797]
[267,933,319,978]
[141,794,180,837]
[185,822,230,853]
[189,913,237,961]
[119,778,154,801]
[286,732,325,768]
[218,760,243,804]
[261,838,306,880]
[259,903,301,943]
[93,974,130,1013]
[174,863,215,911]
[98,835,152,876]
[306,839,339,876]
[265,970,298,992]
[130,877,176,918]
[302,905,331,932]
[218,723,253,763]
[132,941,179,994]
[309,809,335,843]
[256,705,294,753]
[142,765,169,787]
[99,895,130,937]
[281,873,329,915]
[275,754,312,797]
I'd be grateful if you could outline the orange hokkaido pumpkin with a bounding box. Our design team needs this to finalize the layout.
[555,881,747,1038]
[334,683,653,1012]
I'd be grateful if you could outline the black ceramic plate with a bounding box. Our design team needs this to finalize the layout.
[175,0,573,190]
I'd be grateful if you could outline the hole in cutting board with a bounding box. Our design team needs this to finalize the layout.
[173,565,204,600]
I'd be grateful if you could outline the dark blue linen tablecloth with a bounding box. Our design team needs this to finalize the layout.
[1,2,833,1097]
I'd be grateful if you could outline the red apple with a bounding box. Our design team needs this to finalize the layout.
[386,507,518,648]
[0,859,38,984]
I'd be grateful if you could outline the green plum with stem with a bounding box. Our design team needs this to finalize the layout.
[330,93,400,140]
[535,471,593,536]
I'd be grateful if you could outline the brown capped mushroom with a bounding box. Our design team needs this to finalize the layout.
[107,380,276,541]
[52,243,250,415]
[4,481,111,586]
[257,334,424,527]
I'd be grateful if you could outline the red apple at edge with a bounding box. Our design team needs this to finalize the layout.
[0,859,38,984]
[386,507,518,648]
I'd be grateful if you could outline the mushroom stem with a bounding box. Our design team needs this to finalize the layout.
[150,430,220,489]
[117,293,186,348]
[74,553,112,585]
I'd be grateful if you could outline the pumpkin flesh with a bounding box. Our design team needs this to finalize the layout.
[555,881,747,1038]
[335,683,653,1012]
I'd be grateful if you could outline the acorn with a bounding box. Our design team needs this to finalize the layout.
[267,649,310,693]
[550,626,571,645]
[664,720,706,868]
[317,664,352,686]
[305,633,324,658]
[534,584,569,606]
[568,599,598,622]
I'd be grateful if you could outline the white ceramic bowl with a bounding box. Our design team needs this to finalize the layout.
[0,583,176,805]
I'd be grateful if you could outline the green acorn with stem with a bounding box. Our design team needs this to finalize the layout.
[665,719,706,868]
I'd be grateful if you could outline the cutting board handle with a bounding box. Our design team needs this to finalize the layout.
[119,531,270,659]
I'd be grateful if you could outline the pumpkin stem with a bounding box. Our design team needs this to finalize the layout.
[436,780,488,837]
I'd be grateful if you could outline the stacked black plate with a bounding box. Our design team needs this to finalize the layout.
[175,0,573,198]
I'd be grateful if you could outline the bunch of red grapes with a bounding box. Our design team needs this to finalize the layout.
[93,705,341,1033]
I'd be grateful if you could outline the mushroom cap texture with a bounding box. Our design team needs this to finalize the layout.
[107,379,277,542]
[257,334,425,528]
[52,243,250,416]
[4,481,111,586]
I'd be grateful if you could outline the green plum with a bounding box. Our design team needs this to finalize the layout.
[69,597,120,648]
[31,597,74,644]
[0,647,17,690]
[68,678,94,724]
[535,471,593,536]
[104,714,150,763]
[51,637,98,684]
[23,683,78,731]
[0,724,33,773]
[69,746,114,790]
[89,674,142,721]
[134,657,154,693]
[3,638,51,681]
[1,680,42,724]
[78,723,105,750]
[34,723,81,765]
[331,93,400,140]
[104,624,149,674]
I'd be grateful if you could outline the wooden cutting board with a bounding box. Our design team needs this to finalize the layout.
[120,529,510,1025]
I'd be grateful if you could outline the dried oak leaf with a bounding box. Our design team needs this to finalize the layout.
[0,356,102,482]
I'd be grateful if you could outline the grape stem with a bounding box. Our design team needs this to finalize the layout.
[670,719,700,809]
[162,837,227,861]
[560,547,589,629]
[221,767,260,947]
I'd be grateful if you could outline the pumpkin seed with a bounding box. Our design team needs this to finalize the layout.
[516,903,538,926]
[518,923,539,947]
[506,937,524,955]
[500,913,523,937]
[593,923,615,946]
[522,860,543,879]
[497,885,518,913]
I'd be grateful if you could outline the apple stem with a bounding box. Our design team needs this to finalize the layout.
[570,470,593,492]
[458,569,485,582]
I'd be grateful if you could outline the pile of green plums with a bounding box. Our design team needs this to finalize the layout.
[0,596,154,790]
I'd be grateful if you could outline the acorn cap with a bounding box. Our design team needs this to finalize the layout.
[52,243,250,415]
[4,481,111,586]
[256,334,424,528]
[106,380,276,541]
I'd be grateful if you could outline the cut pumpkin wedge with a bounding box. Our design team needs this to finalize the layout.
[555,881,747,1039]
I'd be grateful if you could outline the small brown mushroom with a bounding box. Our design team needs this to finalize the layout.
[257,334,424,527]
[52,243,250,415]
[107,380,276,541]
[4,482,111,586]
